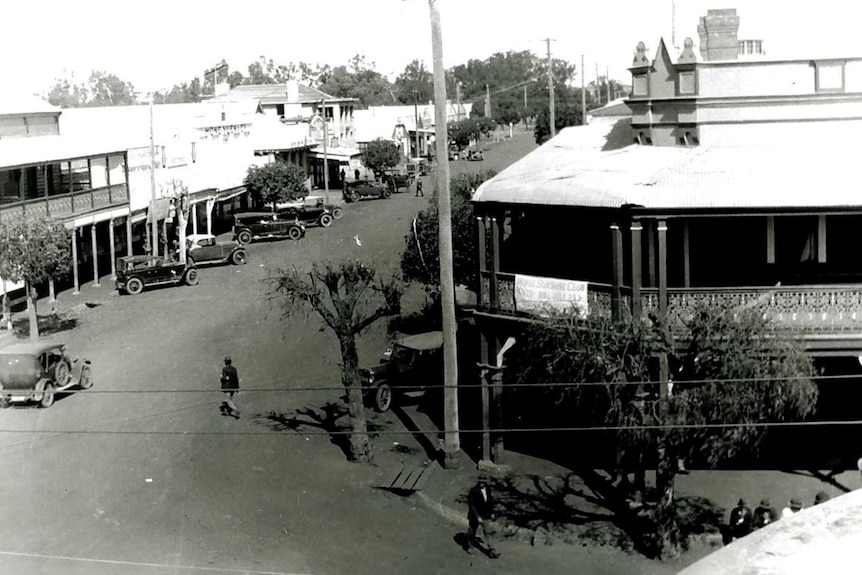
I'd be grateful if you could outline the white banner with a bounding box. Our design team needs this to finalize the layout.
[514,274,589,318]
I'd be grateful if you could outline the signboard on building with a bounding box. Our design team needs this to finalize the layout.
[514,274,589,318]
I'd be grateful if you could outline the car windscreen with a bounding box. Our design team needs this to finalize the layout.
[0,354,43,387]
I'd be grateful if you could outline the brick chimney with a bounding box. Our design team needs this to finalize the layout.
[286,79,299,102]
[697,8,740,61]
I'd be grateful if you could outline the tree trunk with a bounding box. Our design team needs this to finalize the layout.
[651,442,681,559]
[339,334,371,463]
[26,282,38,342]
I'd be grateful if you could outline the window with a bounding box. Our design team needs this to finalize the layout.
[679,71,696,95]
[815,61,844,92]
[632,75,648,97]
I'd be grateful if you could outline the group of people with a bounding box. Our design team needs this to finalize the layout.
[726,491,831,543]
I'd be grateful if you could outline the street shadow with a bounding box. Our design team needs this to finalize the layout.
[12,314,79,338]
[261,401,387,461]
[391,404,440,465]
[456,465,724,558]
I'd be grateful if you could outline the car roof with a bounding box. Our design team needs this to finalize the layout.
[394,331,443,351]
[235,211,276,218]
[118,255,160,263]
[0,341,64,355]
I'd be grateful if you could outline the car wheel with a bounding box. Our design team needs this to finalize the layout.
[237,230,253,245]
[350,191,360,202]
[185,268,199,286]
[374,383,393,413]
[383,189,391,199]
[319,213,333,228]
[231,249,247,265]
[39,382,55,409]
[331,207,344,220]
[51,359,71,387]
[288,226,302,240]
[78,365,93,390]
[126,277,144,295]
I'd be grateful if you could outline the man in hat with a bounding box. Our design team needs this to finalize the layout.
[220,356,240,419]
[727,498,753,542]
[781,498,803,519]
[752,498,778,530]
[465,473,500,558]
[813,491,830,505]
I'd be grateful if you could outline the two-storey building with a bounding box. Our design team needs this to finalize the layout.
[0,94,131,297]
[470,9,862,460]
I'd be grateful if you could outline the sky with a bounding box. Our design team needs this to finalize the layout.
[3,0,862,97]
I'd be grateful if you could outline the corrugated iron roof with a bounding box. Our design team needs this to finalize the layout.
[473,119,862,211]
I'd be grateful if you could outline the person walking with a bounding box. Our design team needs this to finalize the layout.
[415,177,424,197]
[220,356,240,419]
[464,474,500,558]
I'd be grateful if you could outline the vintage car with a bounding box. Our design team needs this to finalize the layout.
[466,149,484,161]
[115,255,198,295]
[0,342,93,408]
[383,170,412,193]
[359,331,443,412]
[185,234,248,266]
[343,180,391,203]
[232,212,306,245]
[276,196,341,228]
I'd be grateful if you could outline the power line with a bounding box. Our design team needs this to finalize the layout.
[0,418,861,438]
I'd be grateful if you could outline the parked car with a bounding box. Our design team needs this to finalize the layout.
[232,212,306,245]
[115,255,198,295]
[406,158,431,177]
[343,180,391,203]
[466,149,484,161]
[0,342,93,408]
[448,144,462,161]
[359,331,443,412]
[185,234,247,266]
[383,170,412,193]
[276,196,341,227]
[277,195,344,221]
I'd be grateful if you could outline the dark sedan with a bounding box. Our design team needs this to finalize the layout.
[343,180,391,203]
[185,234,248,266]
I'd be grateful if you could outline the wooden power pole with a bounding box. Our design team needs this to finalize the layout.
[429,0,461,469]
[544,38,556,138]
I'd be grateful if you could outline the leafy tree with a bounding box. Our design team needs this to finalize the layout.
[161,77,203,104]
[246,56,291,85]
[394,59,433,105]
[360,139,401,179]
[0,215,71,340]
[318,55,393,108]
[533,96,583,145]
[508,306,817,558]
[45,70,138,108]
[268,261,402,462]
[244,162,309,211]
[400,171,494,294]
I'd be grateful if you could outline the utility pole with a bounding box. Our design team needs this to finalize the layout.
[607,65,612,103]
[544,38,556,138]
[484,84,491,118]
[413,89,420,159]
[429,0,460,469]
[148,94,158,256]
[595,62,601,106]
[320,99,329,202]
[581,54,587,125]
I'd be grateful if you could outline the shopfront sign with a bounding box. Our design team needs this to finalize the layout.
[514,274,589,318]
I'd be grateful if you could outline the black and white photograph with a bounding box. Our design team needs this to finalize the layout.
[1,1,862,573]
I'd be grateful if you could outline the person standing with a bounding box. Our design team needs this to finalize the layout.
[220,356,240,419]
[752,498,778,530]
[415,177,424,197]
[354,168,360,181]
[781,498,803,518]
[339,168,346,186]
[726,498,753,543]
[465,474,500,558]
